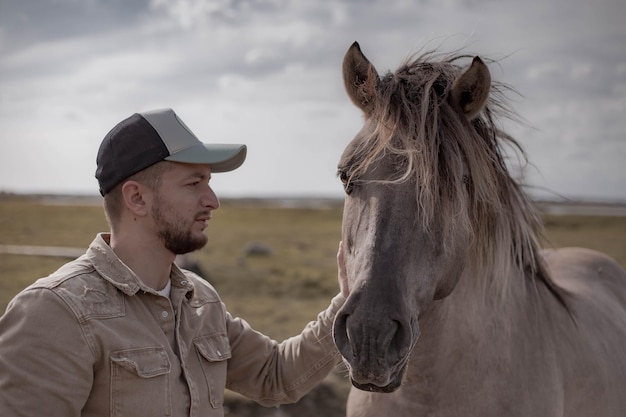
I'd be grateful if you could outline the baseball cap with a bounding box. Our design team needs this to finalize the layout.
[95,108,247,196]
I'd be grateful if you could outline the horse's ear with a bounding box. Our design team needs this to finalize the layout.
[450,56,491,120]
[343,41,379,116]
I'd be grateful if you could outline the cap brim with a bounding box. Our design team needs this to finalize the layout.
[165,143,247,172]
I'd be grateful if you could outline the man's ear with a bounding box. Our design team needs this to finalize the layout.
[121,181,150,217]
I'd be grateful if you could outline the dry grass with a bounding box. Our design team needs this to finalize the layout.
[1,196,625,335]
[540,215,626,267]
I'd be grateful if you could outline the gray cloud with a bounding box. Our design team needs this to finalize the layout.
[0,0,151,52]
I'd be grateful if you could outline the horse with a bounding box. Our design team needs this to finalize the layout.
[332,41,626,416]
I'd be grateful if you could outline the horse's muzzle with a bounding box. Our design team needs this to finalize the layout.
[333,301,417,393]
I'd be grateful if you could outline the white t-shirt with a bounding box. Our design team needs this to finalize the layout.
[157,279,172,299]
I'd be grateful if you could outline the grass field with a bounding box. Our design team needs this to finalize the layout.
[1,195,626,416]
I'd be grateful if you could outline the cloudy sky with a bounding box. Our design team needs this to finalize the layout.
[1,0,625,201]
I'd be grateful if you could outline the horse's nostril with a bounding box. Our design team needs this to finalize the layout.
[391,319,412,353]
[333,311,354,360]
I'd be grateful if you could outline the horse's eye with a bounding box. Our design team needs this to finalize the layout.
[339,170,354,195]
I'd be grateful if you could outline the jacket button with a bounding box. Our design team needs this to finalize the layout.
[161,310,169,318]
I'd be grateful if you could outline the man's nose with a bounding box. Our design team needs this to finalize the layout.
[202,184,220,210]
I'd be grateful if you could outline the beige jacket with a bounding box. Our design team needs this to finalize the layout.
[0,234,345,417]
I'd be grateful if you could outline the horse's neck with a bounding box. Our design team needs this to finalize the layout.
[428,267,536,327]
[407,268,553,390]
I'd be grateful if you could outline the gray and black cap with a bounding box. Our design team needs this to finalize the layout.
[95,108,247,196]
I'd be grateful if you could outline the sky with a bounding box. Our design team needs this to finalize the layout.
[1,0,625,201]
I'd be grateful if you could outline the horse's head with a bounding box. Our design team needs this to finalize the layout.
[333,41,500,392]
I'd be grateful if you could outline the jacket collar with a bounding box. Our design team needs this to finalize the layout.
[87,233,195,297]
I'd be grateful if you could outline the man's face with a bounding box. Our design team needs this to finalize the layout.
[150,163,219,255]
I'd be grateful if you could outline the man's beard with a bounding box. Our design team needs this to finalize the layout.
[152,196,208,255]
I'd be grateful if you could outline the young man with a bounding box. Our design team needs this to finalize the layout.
[0,108,348,416]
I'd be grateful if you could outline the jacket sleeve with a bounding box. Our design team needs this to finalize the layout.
[0,288,94,417]
[224,293,346,406]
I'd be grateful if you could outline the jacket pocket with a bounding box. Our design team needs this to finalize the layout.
[110,346,171,417]
[194,334,231,408]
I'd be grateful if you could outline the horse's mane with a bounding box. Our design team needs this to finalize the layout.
[347,51,567,305]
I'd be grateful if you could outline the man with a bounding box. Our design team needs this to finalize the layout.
[0,108,348,416]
